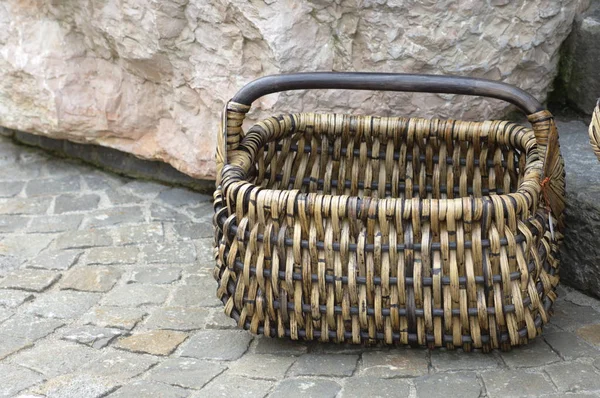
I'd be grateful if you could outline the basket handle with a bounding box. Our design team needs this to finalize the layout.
[219,73,547,159]
[218,73,561,215]
[231,72,544,113]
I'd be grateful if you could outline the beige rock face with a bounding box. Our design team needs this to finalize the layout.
[0,0,590,180]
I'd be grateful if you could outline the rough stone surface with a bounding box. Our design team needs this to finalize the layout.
[227,354,296,380]
[289,354,358,377]
[149,358,227,390]
[81,350,158,381]
[415,372,482,398]
[198,374,274,397]
[558,119,600,298]
[205,308,238,330]
[26,291,101,319]
[158,188,206,208]
[0,0,587,180]
[0,364,44,397]
[171,283,221,308]
[150,204,190,223]
[560,284,600,311]
[173,221,212,240]
[342,377,411,398]
[102,284,168,307]
[558,1,600,114]
[82,307,147,331]
[0,181,24,198]
[86,246,139,265]
[0,335,31,360]
[105,190,141,206]
[1,136,600,397]
[84,207,145,229]
[544,331,600,360]
[0,234,55,273]
[0,290,33,308]
[0,268,60,292]
[500,339,561,368]
[577,324,600,347]
[61,326,125,349]
[0,196,52,215]
[180,330,252,361]
[194,238,216,265]
[31,374,117,398]
[109,381,189,398]
[27,250,82,270]
[28,214,83,233]
[0,160,40,181]
[269,378,341,398]
[545,362,600,392]
[128,267,181,285]
[360,350,429,377]
[1,314,64,341]
[0,254,21,275]
[60,266,122,292]
[551,299,600,331]
[142,242,197,264]
[54,194,101,214]
[121,180,167,198]
[114,330,188,356]
[431,349,502,371]
[12,341,100,377]
[0,215,29,233]
[55,229,112,250]
[25,176,80,197]
[83,172,126,191]
[0,308,11,323]
[482,370,556,397]
[112,223,164,246]
[143,307,209,331]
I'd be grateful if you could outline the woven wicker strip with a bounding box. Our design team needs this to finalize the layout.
[213,73,565,351]
[590,100,600,161]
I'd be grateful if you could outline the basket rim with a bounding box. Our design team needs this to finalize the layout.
[220,113,544,220]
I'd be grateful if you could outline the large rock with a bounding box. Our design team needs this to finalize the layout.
[558,1,600,114]
[0,0,590,180]
[557,118,600,298]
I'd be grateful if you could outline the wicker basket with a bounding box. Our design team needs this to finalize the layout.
[213,73,566,351]
[590,100,600,161]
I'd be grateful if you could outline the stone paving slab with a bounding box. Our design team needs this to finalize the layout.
[30,374,118,398]
[2,134,600,397]
[414,372,482,398]
[60,325,125,349]
[0,268,61,292]
[27,250,82,271]
[0,363,44,397]
[114,330,188,356]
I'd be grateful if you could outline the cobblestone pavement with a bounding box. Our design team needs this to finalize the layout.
[2,134,600,398]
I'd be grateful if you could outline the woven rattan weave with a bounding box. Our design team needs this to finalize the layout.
[213,73,565,351]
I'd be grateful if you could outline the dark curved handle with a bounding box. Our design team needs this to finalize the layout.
[231,72,544,115]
